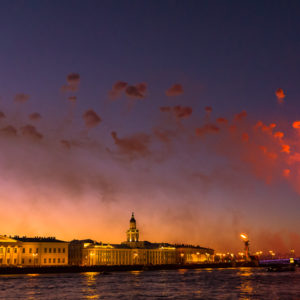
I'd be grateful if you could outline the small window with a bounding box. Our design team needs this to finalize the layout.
[36,248,39,253]
[49,248,52,253]
[29,248,32,253]
[58,248,61,253]
[53,258,56,263]
[44,258,46,263]
[22,248,25,253]
[0,258,2,264]
[62,248,65,253]
[7,248,10,253]
[14,258,16,264]
[58,258,60,263]
[49,258,51,263]
[44,248,47,253]
[7,259,10,264]
[14,248,17,253]
[62,258,65,263]
[53,248,56,253]
[29,259,31,263]
[22,259,24,264]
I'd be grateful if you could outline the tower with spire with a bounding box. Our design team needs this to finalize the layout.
[126,212,139,242]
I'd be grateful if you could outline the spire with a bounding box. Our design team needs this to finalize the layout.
[130,212,136,223]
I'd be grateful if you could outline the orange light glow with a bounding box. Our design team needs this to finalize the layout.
[292,121,300,129]
[283,169,290,178]
[273,131,284,139]
[240,234,248,241]
[281,144,290,154]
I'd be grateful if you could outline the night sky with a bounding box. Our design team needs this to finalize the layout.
[1,0,300,253]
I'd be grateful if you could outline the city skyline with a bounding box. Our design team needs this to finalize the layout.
[0,1,300,254]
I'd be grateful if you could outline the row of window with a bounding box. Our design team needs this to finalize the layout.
[0,258,66,264]
[22,247,66,254]
[0,248,18,254]
[44,247,65,254]
[0,247,66,254]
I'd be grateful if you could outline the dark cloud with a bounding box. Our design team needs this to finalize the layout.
[29,112,42,121]
[0,111,6,119]
[160,105,192,120]
[165,84,183,97]
[0,125,17,137]
[216,117,228,124]
[61,73,80,93]
[195,124,220,137]
[125,83,147,99]
[111,131,151,159]
[67,73,80,86]
[20,125,43,140]
[205,106,212,113]
[83,110,102,128]
[14,93,30,103]
[234,110,247,121]
[108,81,128,99]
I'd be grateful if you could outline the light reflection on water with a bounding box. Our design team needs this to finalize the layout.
[0,267,299,299]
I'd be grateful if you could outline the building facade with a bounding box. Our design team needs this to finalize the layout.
[69,213,213,266]
[0,236,69,267]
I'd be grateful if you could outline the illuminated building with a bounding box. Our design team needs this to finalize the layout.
[0,235,68,266]
[126,212,139,242]
[69,213,214,266]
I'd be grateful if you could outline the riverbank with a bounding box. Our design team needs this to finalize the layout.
[0,262,260,275]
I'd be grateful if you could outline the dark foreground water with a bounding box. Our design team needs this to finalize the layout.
[0,268,300,299]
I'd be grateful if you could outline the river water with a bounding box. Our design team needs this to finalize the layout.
[0,267,299,299]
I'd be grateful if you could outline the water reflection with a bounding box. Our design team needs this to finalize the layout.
[238,268,254,298]
[26,273,41,300]
[82,272,100,300]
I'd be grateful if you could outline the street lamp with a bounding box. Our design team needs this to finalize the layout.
[240,233,250,261]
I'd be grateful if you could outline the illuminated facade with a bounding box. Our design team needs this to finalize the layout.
[69,213,214,266]
[176,245,214,264]
[126,212,139,242]
[0,236,68,266]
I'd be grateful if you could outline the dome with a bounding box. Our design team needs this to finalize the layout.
[130,212,136,223]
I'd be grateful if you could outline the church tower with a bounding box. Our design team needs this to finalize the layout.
[126,212,139,242]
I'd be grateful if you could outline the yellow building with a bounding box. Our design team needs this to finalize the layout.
[0,236,69,267]
[69,213,214,266]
